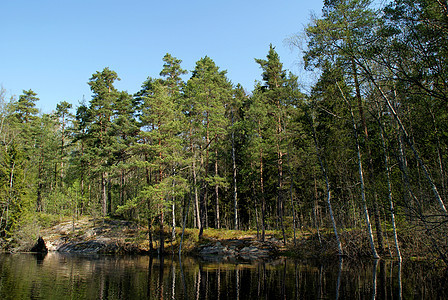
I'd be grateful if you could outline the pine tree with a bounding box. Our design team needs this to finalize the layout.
[254,44,299,244]
[87,67,120,216]
[184,56,232,237]
[55,101,73,187]
[14,89,39,124]
[130,54,188,252]
[69,101,92,215]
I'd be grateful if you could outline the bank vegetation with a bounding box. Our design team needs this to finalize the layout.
[1,0,447,264]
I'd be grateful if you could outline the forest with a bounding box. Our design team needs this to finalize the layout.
[1,0,447,262]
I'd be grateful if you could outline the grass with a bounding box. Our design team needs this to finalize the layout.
[28,214,441,260]
[201,228,258,240]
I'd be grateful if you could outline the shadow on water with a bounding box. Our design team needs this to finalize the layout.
[31,252,47,265]
[0,253,447,299]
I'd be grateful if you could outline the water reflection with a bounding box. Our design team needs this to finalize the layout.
[0,253,446,299]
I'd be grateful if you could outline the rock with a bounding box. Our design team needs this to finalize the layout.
[39,217,148,254]
[199,246,221,255]
[45,240,62,251]
[82,228,95,239]
[195,238,278,261]
[240,246,258,253]
[57,239,119,254]
[30,237,48,253]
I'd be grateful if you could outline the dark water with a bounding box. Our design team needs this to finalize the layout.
[0,253,446,299]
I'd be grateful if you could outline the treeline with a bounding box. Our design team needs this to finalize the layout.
[1,0,448,260]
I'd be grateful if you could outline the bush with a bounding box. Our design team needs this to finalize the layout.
[8,213,40,252]
[36,212,62,228]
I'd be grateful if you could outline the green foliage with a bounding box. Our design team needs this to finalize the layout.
[2,5,448,262]
[13,89,39,123]
[8,213,40,251]
[43,188,75,216]
[35,212,63,228]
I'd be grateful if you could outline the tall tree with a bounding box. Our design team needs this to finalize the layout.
[110,91,139,209]
[13,89,39,124]
[302,0,384,257]
[244,86,270,240]
[69,101,92,214]
[227,84,246,230]
[55,101,73,187]
[184,56,232,237]
[87,67,120,216]
[254,44,300,244]
[139,80,184,253]
[159,53,188,96]
[131,54,188,252]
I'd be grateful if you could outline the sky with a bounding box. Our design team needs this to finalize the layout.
[1,0,323,113]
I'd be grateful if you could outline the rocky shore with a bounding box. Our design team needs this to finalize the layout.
[40,218,147,254]
[36,218,280,260]
[195,237,281,261]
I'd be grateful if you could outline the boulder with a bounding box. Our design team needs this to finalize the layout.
[30,237,48,253]
[196,238,277,261]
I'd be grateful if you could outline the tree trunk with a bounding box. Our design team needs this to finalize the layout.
[215,149,220,229]
[313,199,322,246]
[159,209,164,255]
[198,142,207,238]
[372,192,385,255]
[107,177,112,215]
[172,201,176,243]
[60,118,65,187]
[4,161,15,232]
[379,119,402,261]
[148,218,154,252]
[287,151,297,246]
[260,146,266,242]
[171,173,176,244]
[277,150,286,245]
[179,183,192,255]
[384,83,447,214]
[101,172,107,216]
[312,117,343,256]
[80,147,85,214]
[361,64,448,215]
[338,82,379,259]
[192,159,200,230]
[352,58,385,255]
[36,149,44,212]
[253,179,260,239]
[429,107,446,201]
[198,184,207,238]
[354,116,379,259]
[120,170,124,206]
[231,116,238,230]
[189,125,201,230]
[276,99,286,245]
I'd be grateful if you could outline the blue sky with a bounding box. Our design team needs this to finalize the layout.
[1,0,323,113]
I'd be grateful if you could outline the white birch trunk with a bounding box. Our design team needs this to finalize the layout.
[337,82,379,259]
[312,116,343,255]
[379,120,402,261]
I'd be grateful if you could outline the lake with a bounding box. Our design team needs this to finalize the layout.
[0,253,446,299]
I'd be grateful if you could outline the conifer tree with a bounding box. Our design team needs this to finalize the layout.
[302,0,383,257]
[14,89,39,124]
[55,101,73,187]
[254,44,299,244]
[87,67,120,216]
[130,54,188,252]
[184,56,232,237]
[244,86,270,240]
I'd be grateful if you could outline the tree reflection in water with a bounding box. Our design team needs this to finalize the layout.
[0,253,446,299]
